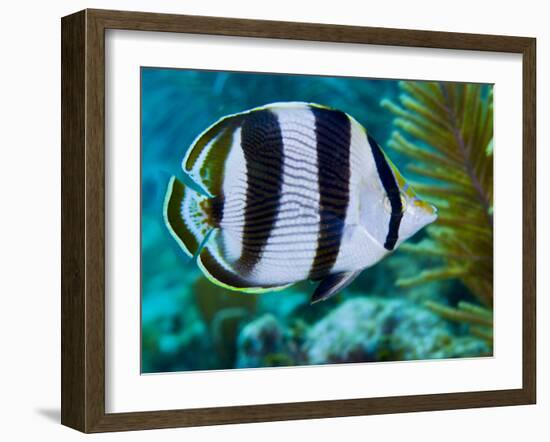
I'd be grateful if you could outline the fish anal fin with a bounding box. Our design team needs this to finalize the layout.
[197,230,293,294]
[311,270,362,304]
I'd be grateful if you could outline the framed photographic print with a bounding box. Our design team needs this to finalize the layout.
[61,9,536,433]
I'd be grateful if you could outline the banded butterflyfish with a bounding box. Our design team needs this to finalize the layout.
[164,102,437,304]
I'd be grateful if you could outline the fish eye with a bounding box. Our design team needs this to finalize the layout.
[383,192,407,214]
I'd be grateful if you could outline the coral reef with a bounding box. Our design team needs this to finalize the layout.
[141,288,215,372]
[303,298,489,364]
[235,298,490,369]
[235,314,292,368]
[193,277,258,368]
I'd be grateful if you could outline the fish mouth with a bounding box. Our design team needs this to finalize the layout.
[427,205,438,223]
[412,199,438,222]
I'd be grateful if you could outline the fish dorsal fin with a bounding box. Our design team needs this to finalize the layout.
[310,270,362,304]
[183,112,246,197]
[182,102,323,197]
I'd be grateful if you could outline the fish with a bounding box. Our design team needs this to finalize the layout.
[164,102,437,304]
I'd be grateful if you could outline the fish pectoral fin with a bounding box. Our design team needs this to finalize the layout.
[310,270,362,304]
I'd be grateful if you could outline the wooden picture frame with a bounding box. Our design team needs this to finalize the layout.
[61,8,536,433]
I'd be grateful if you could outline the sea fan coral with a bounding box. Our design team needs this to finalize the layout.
[381,81,493,336]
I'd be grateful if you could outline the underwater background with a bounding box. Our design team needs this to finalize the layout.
[141,67,494,373]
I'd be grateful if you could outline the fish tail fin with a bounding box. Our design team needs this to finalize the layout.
[164,176,221,258]
[163,176,275,293]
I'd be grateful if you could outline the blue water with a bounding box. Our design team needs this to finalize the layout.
[141,68,489,373]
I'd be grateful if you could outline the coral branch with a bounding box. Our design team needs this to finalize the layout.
[382,80,494,338]
[439,84,493,226]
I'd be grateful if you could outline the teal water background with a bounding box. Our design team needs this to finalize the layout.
[141,68,489,373]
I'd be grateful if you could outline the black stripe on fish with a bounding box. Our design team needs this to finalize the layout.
[367,133,403,250]
[235,109,284,275]
[208,195,224,226]
[308,106,351,280]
